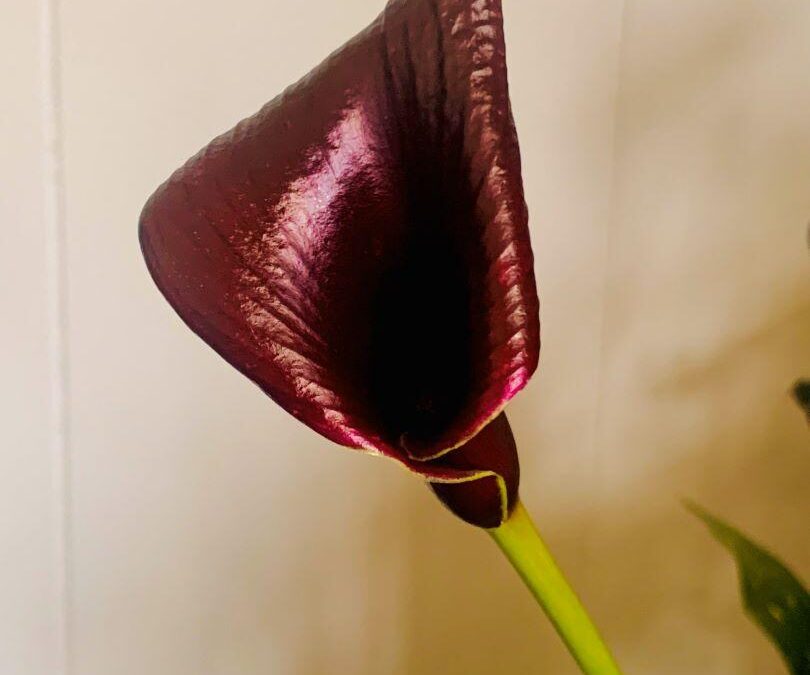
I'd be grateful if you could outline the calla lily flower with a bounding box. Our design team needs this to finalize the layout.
[140,2,621,671]
[140,0,538,529]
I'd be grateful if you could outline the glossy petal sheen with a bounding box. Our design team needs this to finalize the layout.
[139,0,539,527]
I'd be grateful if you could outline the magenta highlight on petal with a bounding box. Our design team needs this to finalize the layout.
[139,0,539,528]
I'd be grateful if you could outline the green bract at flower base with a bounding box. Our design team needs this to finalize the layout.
[139,0,620,672]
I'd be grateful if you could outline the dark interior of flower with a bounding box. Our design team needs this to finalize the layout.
[366,178,482,451]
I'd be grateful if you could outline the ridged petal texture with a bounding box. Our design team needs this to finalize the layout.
[139,0,539,528]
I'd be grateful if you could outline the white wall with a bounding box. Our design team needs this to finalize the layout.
[1,2,63,673]
[2,1,808,673]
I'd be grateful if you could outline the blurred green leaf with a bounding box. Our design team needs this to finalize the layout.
[793,380,810,424]
[686,501,810,675]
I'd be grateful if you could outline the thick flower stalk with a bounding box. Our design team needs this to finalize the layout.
[139,0,620,672]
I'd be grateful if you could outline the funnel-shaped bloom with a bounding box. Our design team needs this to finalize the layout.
[139,0,539,528]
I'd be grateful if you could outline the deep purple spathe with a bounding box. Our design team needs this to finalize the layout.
[139,0,539,528]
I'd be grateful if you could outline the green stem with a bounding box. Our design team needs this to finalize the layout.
[489,500,622,675]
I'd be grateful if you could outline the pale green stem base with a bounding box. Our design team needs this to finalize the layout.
[489,500,622,675]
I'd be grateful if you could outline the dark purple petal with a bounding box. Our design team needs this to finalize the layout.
[139,0,539,526]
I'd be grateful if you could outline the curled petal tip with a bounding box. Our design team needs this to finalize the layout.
[427,412,520,528]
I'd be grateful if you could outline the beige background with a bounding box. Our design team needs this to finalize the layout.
[2,0,809,673]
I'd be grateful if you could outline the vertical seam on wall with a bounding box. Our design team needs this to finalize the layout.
[587,0,629,586]
[593,2,629,455]
[40,0,70,672]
